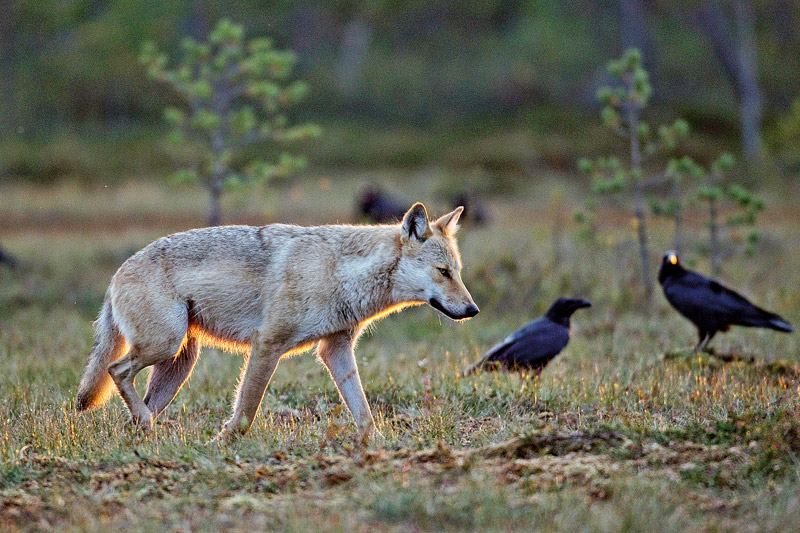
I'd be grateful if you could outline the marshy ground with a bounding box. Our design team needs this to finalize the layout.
[2,171,799,531]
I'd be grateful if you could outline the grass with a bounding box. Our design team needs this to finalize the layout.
[1,170,800,531]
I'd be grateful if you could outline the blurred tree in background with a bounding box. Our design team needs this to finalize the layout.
[578,49,689,304]
[580,48,767,293]
[2,1,800,180]
[141,19,319,226]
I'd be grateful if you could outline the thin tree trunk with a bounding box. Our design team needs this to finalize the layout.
[336,16,373,97]
[695,1,764,160]
[627,99,653,304]
[733,0,763,160]
[208,177,222,227]
[708,173,721,277]
[208,130,225,227]
[620,0,652,65]
[672,176,683,257]
[550,191,564,267]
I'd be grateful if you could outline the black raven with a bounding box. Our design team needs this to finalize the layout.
[461,298,592,375]
[658,251,793,351]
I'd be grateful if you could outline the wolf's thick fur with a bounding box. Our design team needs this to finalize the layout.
[76,203,478,438]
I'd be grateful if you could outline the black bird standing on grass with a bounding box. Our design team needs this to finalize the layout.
[461,298,592,376]
[658,251,793,351]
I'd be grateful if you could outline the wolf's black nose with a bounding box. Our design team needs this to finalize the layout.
[463,304,480,318]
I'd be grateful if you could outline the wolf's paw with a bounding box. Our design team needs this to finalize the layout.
[356,422,385,448]
[124,413,154,433]
[207,420,248,446]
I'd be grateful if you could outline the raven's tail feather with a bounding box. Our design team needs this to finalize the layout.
[458,358,500,378]
[768,316,794,333]
[739,308,794,333]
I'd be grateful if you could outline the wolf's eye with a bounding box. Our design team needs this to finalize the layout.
[438,267,451,279]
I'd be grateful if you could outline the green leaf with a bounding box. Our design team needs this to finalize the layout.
[210,18,244,45]
[277,123,322,142]
[170,169,199,185]
[166,129,185,147]
[697,185,723,201]
[623,48,642,70]
[231,107,257,135]
[712,152,735,172]
[649,198,664,215]
[222,172,246,191]
[673,119,690,137]
[596,87,614,105]
[163,107,185,125]
[191,109,221,131]
[607,60,624,78]
[577,158,593,174]
[601,107,619,128]
[283,81,309,102]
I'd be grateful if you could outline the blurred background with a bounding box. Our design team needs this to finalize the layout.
[3,0,800,182]
[2,0,800,328]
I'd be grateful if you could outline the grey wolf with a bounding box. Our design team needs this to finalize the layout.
[659,251,792,351]
[461,298,591,376]
[76,203,478,439]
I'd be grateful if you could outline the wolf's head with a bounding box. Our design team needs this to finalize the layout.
[393,203,479,321]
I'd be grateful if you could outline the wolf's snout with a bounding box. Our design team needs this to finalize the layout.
[429,298,479,320]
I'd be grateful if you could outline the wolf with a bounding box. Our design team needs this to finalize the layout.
[75,202,478,438]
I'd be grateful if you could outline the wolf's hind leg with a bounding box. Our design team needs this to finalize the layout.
[108,335,186,429]
[144,336,200,417]
[318,332,376,436]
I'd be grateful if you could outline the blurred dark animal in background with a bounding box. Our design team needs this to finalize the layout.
[0,245,18,268]
[658,251,793,352]
[357,186,489,226]
[461,297,592,376]
[451,193,489,226]
[356,186,409,223]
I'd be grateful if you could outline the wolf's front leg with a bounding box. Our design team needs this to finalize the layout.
[219,332,284,438]
[318,332,378,438]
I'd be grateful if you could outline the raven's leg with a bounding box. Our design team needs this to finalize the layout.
[694,330,708,352]
[701,331,717,353]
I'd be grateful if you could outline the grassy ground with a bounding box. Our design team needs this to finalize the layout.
[1,171,799,531]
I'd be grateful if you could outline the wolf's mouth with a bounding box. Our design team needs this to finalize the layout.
[429,298,478,320]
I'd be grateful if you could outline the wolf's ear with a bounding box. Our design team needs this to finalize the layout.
[402,202,432,241]
[433,206,464,236]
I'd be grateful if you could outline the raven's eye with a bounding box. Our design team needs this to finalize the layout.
[438,267,451,279]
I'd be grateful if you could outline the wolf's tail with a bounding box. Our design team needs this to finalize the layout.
[76,295,126,411]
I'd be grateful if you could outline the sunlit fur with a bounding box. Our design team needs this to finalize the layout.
[75,202,477,439]
[187,325,251,355]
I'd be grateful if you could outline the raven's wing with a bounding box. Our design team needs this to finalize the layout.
[481,317,570,370]
[662,272,721,325]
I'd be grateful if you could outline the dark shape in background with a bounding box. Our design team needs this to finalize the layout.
[356,186,409,223]
[2,1,799,183]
